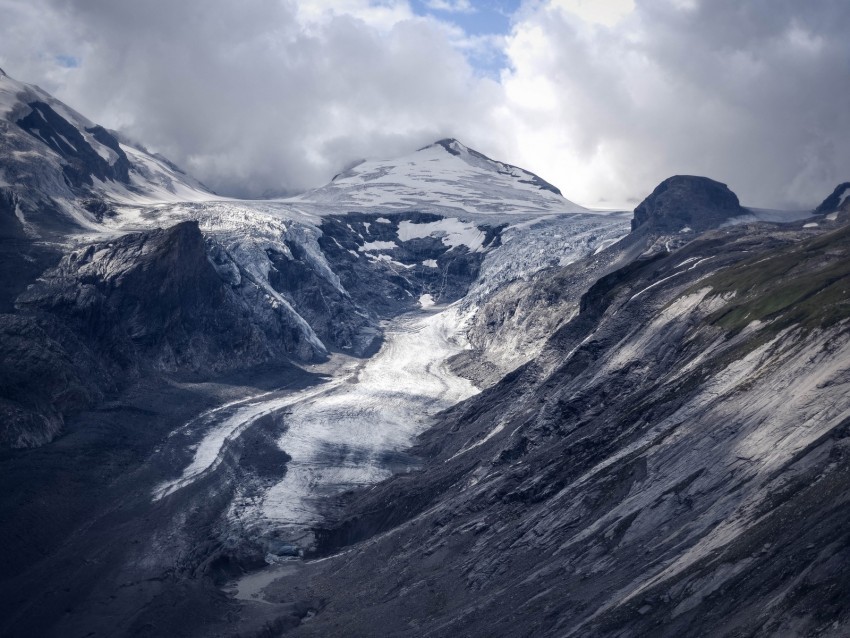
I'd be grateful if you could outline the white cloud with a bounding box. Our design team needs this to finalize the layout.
[550,0,635,27]
[296,0,415,31]
[0,0,848,208]
[0,0,505,197]
[425,0,476,14]
[496,0,850,208]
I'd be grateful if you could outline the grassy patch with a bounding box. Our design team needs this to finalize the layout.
[700,224,850,334]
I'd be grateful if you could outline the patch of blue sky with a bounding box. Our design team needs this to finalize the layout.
[55,55,80,68]
[411,0,521,78]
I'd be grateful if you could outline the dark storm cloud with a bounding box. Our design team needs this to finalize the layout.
[0,0,848,207]
[0,0,501,197]
[503,0,850,207]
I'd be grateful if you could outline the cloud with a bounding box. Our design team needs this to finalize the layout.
[425,0,476,14]
[498,0,850,208]
[0,0,505,197]
[0,0,848,208]
[550,0,635,27]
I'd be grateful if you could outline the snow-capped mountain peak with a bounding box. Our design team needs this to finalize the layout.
[287,137,585,216]
[0,70,213,238]
[419,138,562,195]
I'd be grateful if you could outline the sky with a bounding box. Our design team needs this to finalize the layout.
[0,0,848,209]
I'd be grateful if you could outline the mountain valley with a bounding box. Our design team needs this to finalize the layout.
[0,68,848,638]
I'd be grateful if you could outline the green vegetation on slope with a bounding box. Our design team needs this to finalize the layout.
[703,224,850,334]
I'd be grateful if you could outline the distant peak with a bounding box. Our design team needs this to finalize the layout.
[416,138,563,196]
[418,138,468,156]
[632,175,747,233]
[0,67,6,77]
[813,182,850,215]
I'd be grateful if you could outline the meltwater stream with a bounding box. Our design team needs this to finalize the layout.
[153,305,479,545]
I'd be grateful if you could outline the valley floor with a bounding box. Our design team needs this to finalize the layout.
[0,305,480,637]
[153,303,479,550]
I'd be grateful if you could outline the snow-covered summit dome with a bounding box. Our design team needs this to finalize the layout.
[287,138,584,216]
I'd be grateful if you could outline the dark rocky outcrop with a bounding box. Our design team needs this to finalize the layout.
[265,239,375,355]
[17,220,316,371]
[631,175,748,233]
[16,101,132,188]
[319,212,499,315]
[1,221,323,447]
[814,181,850,215]
[0,313,110,448]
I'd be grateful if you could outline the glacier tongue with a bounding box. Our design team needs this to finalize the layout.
[153,303,479,550]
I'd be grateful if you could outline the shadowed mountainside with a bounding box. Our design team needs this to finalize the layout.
[234,183,850,638]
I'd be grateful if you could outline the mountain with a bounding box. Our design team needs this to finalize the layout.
[247,181,850,638]
[2,67,848,638]
[630,174,748,233]
[0,69,212,240]
[0,70,627,450]
[814,181,850,218]
[286,138,586,215]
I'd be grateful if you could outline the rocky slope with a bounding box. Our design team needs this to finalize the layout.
[4,67,847,638]
[217,182,850,638]
[453,175,749,385]
[3,69,616,449]
[1,220,325,448]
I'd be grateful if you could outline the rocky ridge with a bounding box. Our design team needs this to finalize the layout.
[231,180,850,638]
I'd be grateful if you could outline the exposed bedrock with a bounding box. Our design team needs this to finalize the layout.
[281,218,850,638]
[2,221,323,447]
[631,174,749,233]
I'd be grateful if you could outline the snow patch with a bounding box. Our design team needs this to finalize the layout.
[366,253,413,269]
[359,240,397,252]
[397,218,485,252]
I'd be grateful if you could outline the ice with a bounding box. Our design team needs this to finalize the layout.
[359,240,397,251]
[154,305,479,538]
[233,306,478,535]
[397,218,485,251]
[152,383,345,501]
